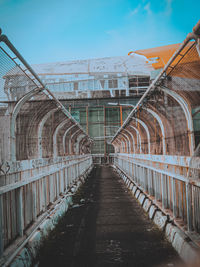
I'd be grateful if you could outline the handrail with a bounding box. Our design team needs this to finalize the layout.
[113,153,200,233]
[115,154,200,185]
[0,156,91,195]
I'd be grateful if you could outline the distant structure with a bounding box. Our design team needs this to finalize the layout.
[3,54,154,101]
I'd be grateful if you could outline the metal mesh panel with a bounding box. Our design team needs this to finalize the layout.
[113,40,200,172]
[0,44,47,102]
[163,42,200,154]
[0,38,90,161]
[0,47,16,101]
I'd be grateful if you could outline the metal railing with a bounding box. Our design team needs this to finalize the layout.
[113,153,200,234]
[0,155,92,259]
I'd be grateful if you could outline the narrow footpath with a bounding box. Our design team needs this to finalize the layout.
[37,165,182,267]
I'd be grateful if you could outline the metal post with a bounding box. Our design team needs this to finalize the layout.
[144,167,148,192]
[16,187,24,237]
[60,169,64,193]
[172,177,178,218]
[186,182,193,231]
[0,195,4,255]
[56,172,59,199]
[32,182,37,221]
[161,174,168,209]
[148,169,153,196]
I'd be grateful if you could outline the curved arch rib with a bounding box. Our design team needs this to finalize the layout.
[130,117,151,154]
[120,132,132,153]
[123,129,136,153]
[10,88,42,161]
[143,107,166,154]
[63,124,78,155]
[115,137,124,153]
[118,133,129,153]
[161,87,194,155]
[38,108,59,158]
[128,125,142,153]
[53,119,70,157]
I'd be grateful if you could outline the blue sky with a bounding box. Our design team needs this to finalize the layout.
[0,0,199,64]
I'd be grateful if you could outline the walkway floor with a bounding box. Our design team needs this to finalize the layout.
[37,165,183,267]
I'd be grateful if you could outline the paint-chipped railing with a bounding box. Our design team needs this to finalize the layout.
[112,153,200,234]
[0,155,92,257]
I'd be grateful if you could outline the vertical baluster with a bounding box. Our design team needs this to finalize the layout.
[32,182,37,221]
[178,181,183,219]
[186,182,193,231]
[65,168,68,190]
[144,168,147,192]
[43,178,47,211]
[161,174,167,209]
[154,172,157,200]
[147,169,151,195]
[156,173,160,200]
[56,172,59,199]
[133,164,136,181]
[49,174,54,202]
[142,167,145,189]
[60,169,64,193]
[141,167,143,188]
[172,177,177,218]
[68,166,72,185]
[77,163,80,178]
[131,163,133,179]
[137,165,139,183]
[0,195,4,255]
[75,163,78,179]
[158,173,161,200]
[16,187,24,237]
[11,190,16,242]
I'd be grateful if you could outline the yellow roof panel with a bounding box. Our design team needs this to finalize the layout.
[133,42,196,70]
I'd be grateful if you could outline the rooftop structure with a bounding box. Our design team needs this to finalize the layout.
[2,54,153,101]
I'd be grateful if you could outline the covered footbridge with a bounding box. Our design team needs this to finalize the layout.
[0,21,200,266]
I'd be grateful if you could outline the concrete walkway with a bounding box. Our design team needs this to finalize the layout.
[37,165,182,267]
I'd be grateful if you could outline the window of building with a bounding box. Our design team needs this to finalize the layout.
[108,79,118,88]
[129,76,150,88]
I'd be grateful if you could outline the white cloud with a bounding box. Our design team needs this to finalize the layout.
[105,30,118,36]
[144,2,152,15]
[129,5,141,16]
[165,0,173,16]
